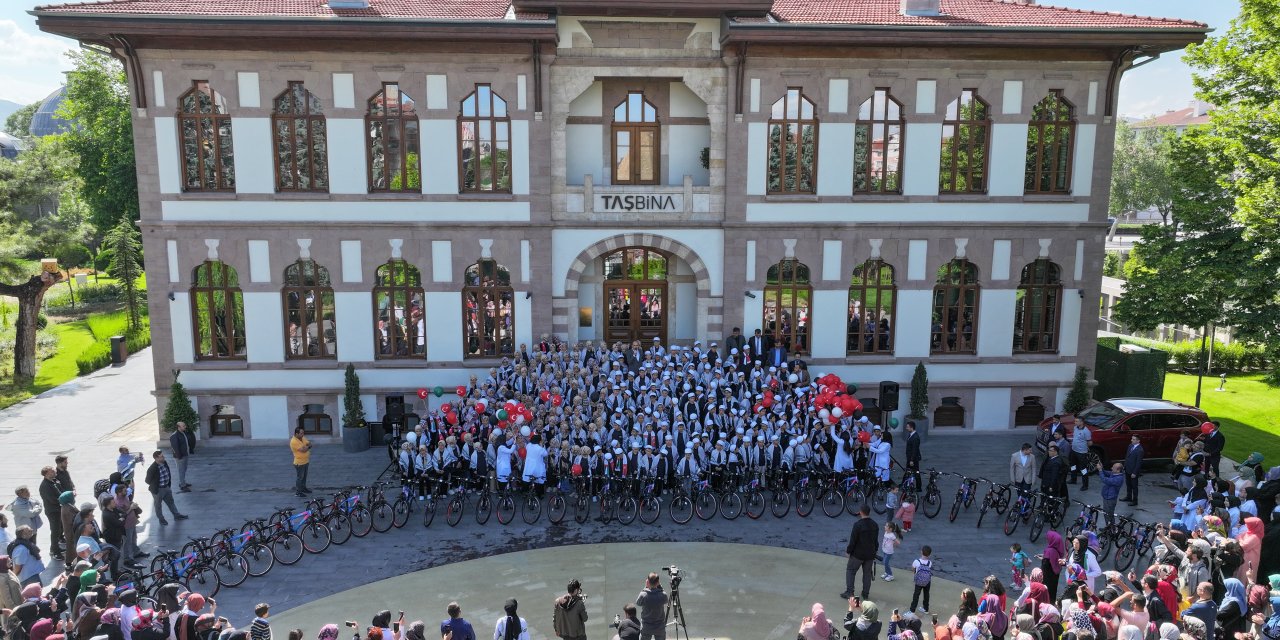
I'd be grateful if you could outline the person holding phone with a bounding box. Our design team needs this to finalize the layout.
[439,602,475,640]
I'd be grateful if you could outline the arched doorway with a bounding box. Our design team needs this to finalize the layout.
[603,246,668,344]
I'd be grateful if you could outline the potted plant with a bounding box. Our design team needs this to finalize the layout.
[906,362,930,438]
[1063,365,1092,419]
[161,372,200,434]
[341,364,370,452]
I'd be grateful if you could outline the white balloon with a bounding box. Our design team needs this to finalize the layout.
[832,407,844,418]
[515,414,526,426]
[788,373,799,384]
[818,408,831,420]
[519,425,531,437]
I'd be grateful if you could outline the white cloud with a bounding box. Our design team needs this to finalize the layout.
[0,19,75,103]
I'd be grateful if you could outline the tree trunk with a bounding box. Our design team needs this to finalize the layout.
[0,271,62,383]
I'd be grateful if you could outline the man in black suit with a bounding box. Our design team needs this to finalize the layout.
[904,421,922,489]
[1202,421,1225,478]
[1040,444,1066,498]
[1123,434,1144,504]
[725,327,746,357]
[749,329,772,365]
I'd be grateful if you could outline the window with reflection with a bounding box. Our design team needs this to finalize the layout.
[848,259,895,355]
[177,81,235,191]
[272,82,328,192]
[767,88,818,194]
[191,261,246,360]
[603,248,668,281]
[463,259,514,359]
[612,91,660,185]
[283,259,336,359]
[1025,90,1075,194]
[209,406,243,437]
[931,259,980,354]
[459,84,511,193]
[1014,259,1062,353]
[297,404,333,435]
[940,89,990,193]
[373,260,425,359]
[764,259,811,355]
[603,248,668,342]
[367,83,420,192]
[855,88,904,194]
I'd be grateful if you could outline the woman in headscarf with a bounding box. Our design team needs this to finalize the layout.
[1043,532,1067,603]
[1156,623,1179,640]
[316,624,339,640]
[0,556,20,635]
[1034,605,1062,640]
[1069,536,1102,593]
[493,598,527,640]
[29,617,54,640]
[1216,577,1248,637]
[1015,569,1051,615]
[1092,602,1118,640]
[1180,615,1206,640]
[1237,517,1265,581]
[799,602,835,640]
[1115,624,1141,640]
[983,577,1009,614]
[400,621,425,640]
[1062,608,1094,640]
[1014,614,1036,640]
[97,607,126,640]
[844,601,882,640]
[978,594,1010,640]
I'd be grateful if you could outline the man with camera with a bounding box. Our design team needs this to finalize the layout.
[611,604,641,640]
[552,579,588,640]
[635,572,668,640]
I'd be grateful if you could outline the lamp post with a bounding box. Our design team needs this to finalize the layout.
[1194,324,1208,408]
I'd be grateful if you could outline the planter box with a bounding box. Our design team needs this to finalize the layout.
[342,427,369,452]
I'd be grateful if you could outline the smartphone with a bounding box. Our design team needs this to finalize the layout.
[392,623,399,634]
[894,609,900,617]
[855,597,862,607]
[345,622,357,629]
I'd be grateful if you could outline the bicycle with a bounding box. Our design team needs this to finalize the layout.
[273,507,332,554]
[638,480,662,525]
[572,476,593,525]
[976,479,1010,527]
[1028,494,1064,543]
[718,470,744,520]
[920,469,944,519]
[768,468,791,519]
[364,482,396,532]
[669,477,696,525]
[742,473,768,520]
[814,470,845,518]
[150,549,219,596]
[949,474,979,522]
[616,477,639,525]
[1003,488,1038,536]
[792,470,815,517]
[180,532,251,588]
[1065,501,1103,539]
[1112,520,1155,571]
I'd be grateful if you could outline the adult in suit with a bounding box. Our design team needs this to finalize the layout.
[1123,434,1144,504]
[725,327,746,358]
[1202,421,1225,478]
[1010,442,1038,493]
[903,421,922,489]
[749,329,773,365]
[1039,445,1065,498]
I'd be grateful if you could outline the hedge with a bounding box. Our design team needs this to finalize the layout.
[1112,335,1269,373]
[75,317,152,375]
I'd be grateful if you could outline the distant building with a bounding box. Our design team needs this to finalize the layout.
[1130,99,1213,135]
[29,86,71,138]
[0,131,21,159]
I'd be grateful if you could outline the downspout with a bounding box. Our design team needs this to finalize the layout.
[734,42,747,116]
[82,35,148,109]
[1103,46,1156,119]
[532,40,543,114]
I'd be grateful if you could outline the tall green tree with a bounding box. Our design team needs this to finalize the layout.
[3,102,40,139]
[103,218,143,330]
[56,50,138,233]
[0,234,61,382]
[1108,121,1178,226]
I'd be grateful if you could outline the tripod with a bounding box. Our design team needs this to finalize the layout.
[665,584,688,640]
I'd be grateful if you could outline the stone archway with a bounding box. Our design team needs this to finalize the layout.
[552,232,722,343]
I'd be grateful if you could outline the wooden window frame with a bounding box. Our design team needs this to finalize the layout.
[611,91,661,185]
[297,406,333,435]
[854,88,905,194]
[939,89,991,194]
[847,259,896,355]
[366,82,421,193]
[177,80,235,192]
[282,259,336,360]
[372,259,426,360]
[930,259,980,355]
[1025,89,1076,194]
[191,260,246,361]
[1014,259,1063,354]
[209,412,243,437]
[763,258,812,356]
[458,84,512,193]
[766,88,818,195]
[272,81,329,192]
[462,258,515,359]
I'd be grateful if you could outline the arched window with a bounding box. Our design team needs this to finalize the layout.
[177,81,234,191]
[463,259,514,359]
[764,258,812,355]
[191,261,246,360]
[458,84,511,193]
[1014,259,1062,353]
[855,88,904,193]
[931,259,980,354]
[603,247,669,344]
[366,83,420,192]
[767,88,817,194]
[848,259,896,355]
[612,91,660,185]
[282,259,336,359]
[940,89,990,194]
[373,260,425,359]
[1025,90,1075,194]
[272,81,328,192]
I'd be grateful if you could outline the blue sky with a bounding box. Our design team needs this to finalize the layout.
[0,0,1240,115]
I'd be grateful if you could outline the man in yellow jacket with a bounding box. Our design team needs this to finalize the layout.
[291,426,313,497]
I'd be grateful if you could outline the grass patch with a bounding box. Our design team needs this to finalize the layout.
[1162,372,1280,465]
[0,319,97,408]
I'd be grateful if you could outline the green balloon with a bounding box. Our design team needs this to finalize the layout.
[847,383,858,394]
[889,417,899,428]
[433,386,444,398]
[496,408,509,421]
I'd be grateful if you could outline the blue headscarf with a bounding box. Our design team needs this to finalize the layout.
[1222,578,1247,613]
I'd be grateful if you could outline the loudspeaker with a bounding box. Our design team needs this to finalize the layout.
[385,395,405,418]
[878,381,900,412]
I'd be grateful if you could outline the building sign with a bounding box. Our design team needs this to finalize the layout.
[595,193,683,213]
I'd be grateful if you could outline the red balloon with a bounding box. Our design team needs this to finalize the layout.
[475,402,486,413]
[456,386,466,397]
[498,420,508,429]
[762,397,773,409]
[416,388,428,399]
[769,378,779,389]
[827,414,840,425]
[446,413,459,426]
[858,431,872,443]
[551,394,563,407]
[517,446,527,459]
[442,403,453,413]
[849,398,863,413]
[540,390,551,402]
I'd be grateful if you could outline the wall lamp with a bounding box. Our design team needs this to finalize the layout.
[744,291,757,299]
[167,292,176,301]
[1078,290,1085,299]
[525,292,533,300]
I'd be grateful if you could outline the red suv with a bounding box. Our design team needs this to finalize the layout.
[1035,398,1209,465]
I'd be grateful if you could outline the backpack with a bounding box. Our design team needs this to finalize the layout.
[914,559,933,586]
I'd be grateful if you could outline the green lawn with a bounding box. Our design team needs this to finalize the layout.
[1162,372,1280,466]
[0,319,98,408]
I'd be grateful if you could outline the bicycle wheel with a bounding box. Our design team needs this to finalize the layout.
[348,506,373,538]
[180,541,205,563]
[993,486,1012,514]
[744,490,767,520]
[977,500,991,528]
[1113,541,1136,571]
[242,543,274,577]
[521,494,542,525]
[272,533,305,566]
[670,495,693,524]
[870,485,889,515]
[618,497,638,525]
[770,489,791,518]
[795,488,815,517]
[150,553,174,577]
[446,495,465,527]
[923,489,942,519]
[549,494,568,524]
[694,492,719,520]
[599,495,616,523]
[574,495,591,524]
[185,564,221,597]
[1067,520,1084,539]
[949,498,962,523]
[213,553,250,588]
[327,513,352,545]
[639,497,661,524]
[1003,509,1020,536]
[419,496,436,528]
[301,521,331,554]
[371,503,394,533]
[392,498,410,529]
[1097,533,1113,561]
[720,492,743,520]
[496,495,516,525]
[844,487,865,516]
[475,493,491,525]
[821,489,845,518]
[1028,513,1045,543]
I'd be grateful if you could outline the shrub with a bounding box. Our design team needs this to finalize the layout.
[74,311,152,376]
[75,341,111,375]
[1064,366,1092,415]
[161,379,199,433]
[1103,252,1121,278]
[45,282,129,312]
[36,313,47,329]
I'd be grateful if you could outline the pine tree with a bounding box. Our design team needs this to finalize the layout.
[909,361,929,418]
[1064,366,1091,415]
[104,218,143,331]
[161,378,199,433]
[342,364,366,429]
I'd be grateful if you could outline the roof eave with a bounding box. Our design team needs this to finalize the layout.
[722,22,1207,53]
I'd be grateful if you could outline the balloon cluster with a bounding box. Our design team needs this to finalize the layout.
[811,373,863,426]
[538,389,564,407]
[493,398,533,431]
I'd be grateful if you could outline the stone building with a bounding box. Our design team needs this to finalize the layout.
[35,0,1205,437]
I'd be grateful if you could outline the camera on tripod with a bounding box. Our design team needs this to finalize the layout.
[662,565,682,588]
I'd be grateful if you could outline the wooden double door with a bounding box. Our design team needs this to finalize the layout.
[605,282,666,344]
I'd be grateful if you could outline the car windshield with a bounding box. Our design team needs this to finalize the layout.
[1077,402,1126,429]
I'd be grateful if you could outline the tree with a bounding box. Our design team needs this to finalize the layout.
[342,364,366,429]
[161,376,200,433]
[56,50,138,233]
[1063,366,1091,415]
[1108,121,1178,226]
[908,361,928,418]
[0,247,62,382]
[3,102,40,139]
[103,218,144,330]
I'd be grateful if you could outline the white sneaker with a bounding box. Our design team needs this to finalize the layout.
[884,575,895,582]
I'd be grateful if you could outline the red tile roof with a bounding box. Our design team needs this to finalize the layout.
[765,0,1206,29]
[1131,106,1213,128]
[35,0,550,21]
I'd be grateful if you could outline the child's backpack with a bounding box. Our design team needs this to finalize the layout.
[914,559,933,586]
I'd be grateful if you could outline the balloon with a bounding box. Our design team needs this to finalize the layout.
[847,383,858,395]
[515,414,526,425]
[446,413,459,426]
[818,408,831,420]
[832,407,844,418]
[498,420,508,429]
[456,386,466,397]
[432,386,444,398]
[520,425,531,437]
[849,398,863,413]
[827,414,839,425]
[762,397,773,409]
[889,417,900,428]
[858,431,871,443]
[416,388,428,399]
[788,373,799,384]
[441,403,453,413]
[552,394,563,407]
[496,409,509,421]
[475,402,486,413]
[540,390,551,402]
[769,378,779,389]
[517,447,527,459]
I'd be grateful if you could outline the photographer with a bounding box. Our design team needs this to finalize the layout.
[552,579,588,640]
[612,604,641,640]
[635,573,668,640]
